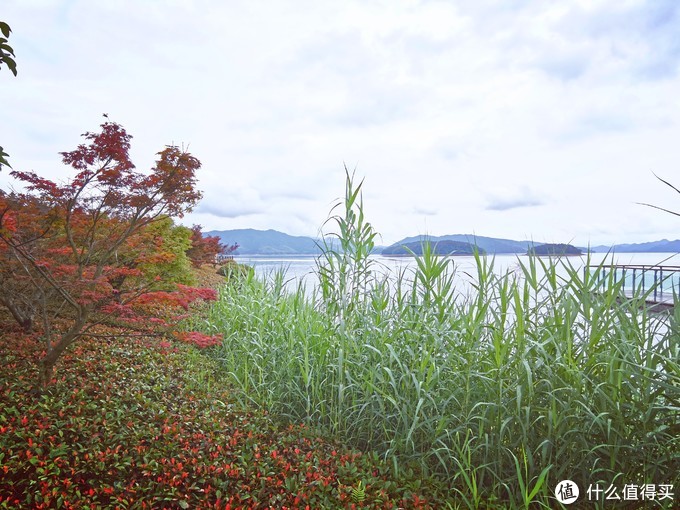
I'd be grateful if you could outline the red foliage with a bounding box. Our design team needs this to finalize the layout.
[0,331,443,508]
[0,193,58,332]
[175,331,223,348]
[0,119,217,387]
[133,285,217,311]
[186,224,238,267]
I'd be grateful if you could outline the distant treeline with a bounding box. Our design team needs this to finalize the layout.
[527,243,582,256]
[381,240,485,256]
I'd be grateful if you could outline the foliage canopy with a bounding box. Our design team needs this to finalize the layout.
[0,20,17,169]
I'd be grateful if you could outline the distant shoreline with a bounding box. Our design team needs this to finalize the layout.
[211,229,680,256]
[521,253,584,257]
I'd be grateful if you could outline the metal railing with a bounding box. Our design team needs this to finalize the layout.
[585,264,680,303]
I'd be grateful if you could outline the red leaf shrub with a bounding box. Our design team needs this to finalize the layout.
[186,224,238,267]
[0,330,447,508]
[175,331,223,349]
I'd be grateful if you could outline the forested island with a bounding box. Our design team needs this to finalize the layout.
[381,240,486,256]
[527,243,583,256]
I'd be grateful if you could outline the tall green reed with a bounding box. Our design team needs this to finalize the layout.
[205,172,679,507]
[316,166,378,330]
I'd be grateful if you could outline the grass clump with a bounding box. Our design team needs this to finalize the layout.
[204,171,680,508]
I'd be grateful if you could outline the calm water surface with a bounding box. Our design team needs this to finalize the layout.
[234,252,680,295]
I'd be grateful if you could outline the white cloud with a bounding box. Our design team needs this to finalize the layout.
[2,0,680,247]
[486,187,544,211]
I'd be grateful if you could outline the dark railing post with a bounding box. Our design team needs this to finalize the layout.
[620,268,624,292]
[632,268,636,294]
[653,269,658,301]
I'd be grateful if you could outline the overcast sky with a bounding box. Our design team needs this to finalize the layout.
[2,0,679,246]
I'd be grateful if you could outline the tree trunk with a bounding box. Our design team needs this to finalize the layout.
[38,358,55,389]
[36,314,87,389]
[37,341,69,389]
[0,298,33,332]
[19,316,33,333]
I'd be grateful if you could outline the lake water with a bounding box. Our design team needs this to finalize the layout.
[234,252,680,297]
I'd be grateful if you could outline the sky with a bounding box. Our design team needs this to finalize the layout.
[2,0,680,247]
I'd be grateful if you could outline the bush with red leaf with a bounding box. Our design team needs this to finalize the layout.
[186,224,238,267]
[175,331,223,348]
[0,119,218,387]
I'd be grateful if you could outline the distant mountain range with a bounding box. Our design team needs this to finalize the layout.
[207,229,680,255]
[207,229,323,255]
[589,239,680,253]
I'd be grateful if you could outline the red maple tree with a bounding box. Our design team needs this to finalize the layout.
[0,120,221,387]
[186,225,238,268]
